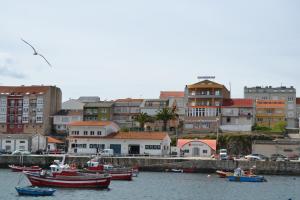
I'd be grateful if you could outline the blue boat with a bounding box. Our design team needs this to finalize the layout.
[227,175,266,182]
[15,186,56,196]
[227,167,267,182]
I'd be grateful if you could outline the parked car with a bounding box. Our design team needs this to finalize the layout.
[270,154,288,162]
[219,149,228,160]
[245,154,267,161]
[12,149,31,155]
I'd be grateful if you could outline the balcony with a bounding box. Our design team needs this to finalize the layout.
[188,93,223,99]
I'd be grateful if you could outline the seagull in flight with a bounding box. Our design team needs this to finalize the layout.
[21,38,52,67]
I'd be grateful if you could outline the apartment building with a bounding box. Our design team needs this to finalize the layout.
[112,98,143,129]
[244,86,296,128]
[255,100,286,128]
[0,85,61,135]
[183,80,230,133]
[53,110,83,134]
[83,101,114,121]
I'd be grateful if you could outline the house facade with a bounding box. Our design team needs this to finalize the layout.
[220,99,254,132]
[255,100,286,128]
[184,80,230,133]
[112,98,143,129]
[0,85,62,135]
[244,86,296,128]
[83,101,114,121]
[53,110,83,134]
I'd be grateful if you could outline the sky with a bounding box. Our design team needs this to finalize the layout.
[0,0,300,101]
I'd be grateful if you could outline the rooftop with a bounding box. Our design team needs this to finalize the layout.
[47,136,64,144]
[160,91,184,99]
[84,101,114,108]
[114,98,144,103]
[177,139,216,151]
[68,121,115,126]
[0,85,55,95]
[187,80,227,90]
[223,98,254,107]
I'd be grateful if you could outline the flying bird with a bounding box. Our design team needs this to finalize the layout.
[21,38,52,67]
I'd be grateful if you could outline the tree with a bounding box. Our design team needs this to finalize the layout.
[156,107,178,131]
[272,121,287,133]
[134,112,153,131]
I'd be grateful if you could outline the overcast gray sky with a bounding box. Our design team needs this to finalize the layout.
[0,0,299,101]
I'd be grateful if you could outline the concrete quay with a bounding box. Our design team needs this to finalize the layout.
[1,155,300,175]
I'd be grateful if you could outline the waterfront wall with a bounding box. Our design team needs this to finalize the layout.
[1,155,300,175]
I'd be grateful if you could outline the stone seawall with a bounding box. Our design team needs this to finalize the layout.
[1,155,300,175]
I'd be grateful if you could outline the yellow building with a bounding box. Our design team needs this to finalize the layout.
[255,100,286,128]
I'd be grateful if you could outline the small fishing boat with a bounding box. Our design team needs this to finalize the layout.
[24,171,111,188]
[85,161,133,181]
[15,186,56,196]
[9,165,42,172]
[227,167,267,182]
[227,175,266,182]
[169,169,183,173]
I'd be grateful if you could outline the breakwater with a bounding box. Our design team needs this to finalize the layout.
[1,155,300,175]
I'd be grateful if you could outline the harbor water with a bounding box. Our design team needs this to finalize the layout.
[1,169,299,200]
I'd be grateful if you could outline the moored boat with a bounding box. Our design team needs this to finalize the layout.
[9,165,42,172]
[227,175,266,182]
[15,186,56,196]
[227,167,267,182]
[24,171,111,188]
[85,161,133,181]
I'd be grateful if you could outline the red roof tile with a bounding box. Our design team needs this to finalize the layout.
[47,136,64,144]
[160,91,184,99]
[223,98,253,107]
[0,85,51,95]
[68,121,115,126]
[177,139,216,151]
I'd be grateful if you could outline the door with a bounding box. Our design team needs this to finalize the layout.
[128,145,140,155]
[110,144,121,155]
[192,147,200,157]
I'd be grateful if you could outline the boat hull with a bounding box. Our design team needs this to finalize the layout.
[84,169,132,181]
[25,172,111,188]
[15,186,56,196]
[216,170,233,178]
[9,165,41,172]
[228,175,266,182]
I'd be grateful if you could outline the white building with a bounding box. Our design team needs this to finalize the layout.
[177,139,216,157]
[220,99,254,132]
[53,110,83,134]
[67,121,170,156]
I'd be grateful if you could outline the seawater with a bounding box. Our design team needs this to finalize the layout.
[1,169,299,200]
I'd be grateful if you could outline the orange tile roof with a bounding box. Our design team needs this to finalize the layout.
[256,100,285,108]
[115,98,144,102]
[223,98,254,107]
[177,139,216,151]
[68,121,114,126]
[160,91,184,99]
[0,85,51,94]
[106,131,169,140]
[47,136,64,144]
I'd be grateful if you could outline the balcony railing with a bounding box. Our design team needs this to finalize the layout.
[188,94,223,98]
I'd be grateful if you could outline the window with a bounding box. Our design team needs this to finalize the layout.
[288,97,294,102]
[145,145,161,150]
[203,150,208,154]
[19,141,25,144]
[183,149,189,153]
[5,140,11,143]
[97,131,101,135]
[84,131,88,135]
[226,117,231,123]
[90,131,94,135]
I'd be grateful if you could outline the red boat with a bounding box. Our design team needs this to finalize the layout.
[24,171,111,188]
[9,165,42,172]
[216,170,232,178]
[86,160,133,181]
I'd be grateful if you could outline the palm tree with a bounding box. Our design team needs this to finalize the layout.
[134,112,153,131]
[156,107,178,131]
